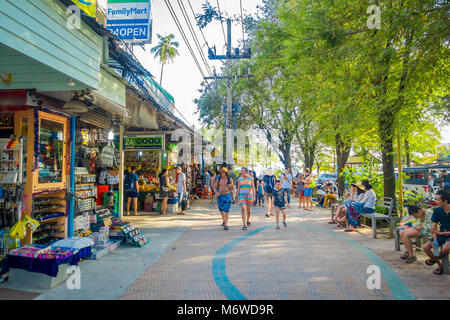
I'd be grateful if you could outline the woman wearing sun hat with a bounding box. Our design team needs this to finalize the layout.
[344,180,377,232]
[214,167,235,230]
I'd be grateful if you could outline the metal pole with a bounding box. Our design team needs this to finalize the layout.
[396,119,404,218]
[68,116,76,237]
[119,124,124,220]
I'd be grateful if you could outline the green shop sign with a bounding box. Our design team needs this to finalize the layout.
[124,135,165,150]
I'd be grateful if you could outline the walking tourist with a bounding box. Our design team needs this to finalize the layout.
[257,180,265,207]
[175,166,186,215]
[125,166,140,216]
[272,180,288,229]
[295,172,305,209]
[214,167,235,230]
[303,168,314,211]
[159,169,170,215]
[263,168,276,217]
[280,168,293,209]
[236,167,255,230]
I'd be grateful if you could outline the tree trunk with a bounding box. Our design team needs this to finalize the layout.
[279,141,292,170]
[405,137,411,167]
[379,109,396,201]
[335,133,351,195]
[160,63,165,86]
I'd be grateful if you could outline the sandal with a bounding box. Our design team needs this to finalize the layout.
[433,268,443,275]
[405,256,417,264]
[328,220,337,224]
[425,259,436,266]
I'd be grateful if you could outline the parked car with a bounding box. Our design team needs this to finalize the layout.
[403,164,449,199]
[316,173,337,185]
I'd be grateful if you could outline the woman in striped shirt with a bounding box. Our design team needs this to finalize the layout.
[236,167,256,230]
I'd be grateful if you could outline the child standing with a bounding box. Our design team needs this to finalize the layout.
[272,180,287,229]
[257,180,265,207]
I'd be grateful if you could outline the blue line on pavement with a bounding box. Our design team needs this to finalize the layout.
[212,225,272,300]
[212,213,414,300]
[297,223,415,300]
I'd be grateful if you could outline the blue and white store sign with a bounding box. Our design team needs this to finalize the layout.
[106,0,152,44]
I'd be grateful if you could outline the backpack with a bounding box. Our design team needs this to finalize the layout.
[124,173,135,192]
[264,175,275,192]
[100,141,116,168]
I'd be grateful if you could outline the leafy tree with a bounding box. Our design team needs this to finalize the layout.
[150,34,180,86]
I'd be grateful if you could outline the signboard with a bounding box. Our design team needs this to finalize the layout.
[124,135,164,150]
[106,0,152,44]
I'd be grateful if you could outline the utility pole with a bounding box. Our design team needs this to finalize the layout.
[206,19,251,128]
[205,18,251,165]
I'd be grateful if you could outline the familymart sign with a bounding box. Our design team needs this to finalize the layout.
[106,0,152,43]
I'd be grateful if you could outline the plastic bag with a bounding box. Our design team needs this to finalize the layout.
[23,216,40,232]
[9,220,26,239]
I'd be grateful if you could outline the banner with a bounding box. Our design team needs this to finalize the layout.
[72,0,97,18]
[106,0,152,44]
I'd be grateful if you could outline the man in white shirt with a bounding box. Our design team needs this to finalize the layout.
[176,166,187,215]
[280,168,293,209]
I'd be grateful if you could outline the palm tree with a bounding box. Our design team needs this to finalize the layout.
[150,34,180,86]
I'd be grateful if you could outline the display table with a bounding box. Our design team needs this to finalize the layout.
[1,246,92,277]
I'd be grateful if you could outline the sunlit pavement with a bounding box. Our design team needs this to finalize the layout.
[120,200,450,300]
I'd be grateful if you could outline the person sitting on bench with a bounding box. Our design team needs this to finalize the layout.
[423,190,450,275]
[399,205,428,263]
[317,183,338,208]
[329,183,364,225]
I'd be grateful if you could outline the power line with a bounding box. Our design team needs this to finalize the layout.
[176,0,213,77]
[187,0,212,50]
[239,0,245,45]
[216,0,227,45]
[164,0,219,100]
[164,0,207,79]
[97,3,192,126]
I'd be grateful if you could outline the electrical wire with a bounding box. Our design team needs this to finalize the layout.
[216,0,227,45]
[97,2,193,127]
[176,0,213,77]
[187,0,212,50]
[239,0,245,45]
[164,0,219,101]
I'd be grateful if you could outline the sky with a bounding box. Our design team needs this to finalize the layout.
[98,0,449,145]
[99,0,263,129]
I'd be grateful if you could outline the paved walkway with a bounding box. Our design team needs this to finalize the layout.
[120,200,449,300]
[2,200,448,300]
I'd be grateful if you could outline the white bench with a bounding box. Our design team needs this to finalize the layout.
[361,197,396,239]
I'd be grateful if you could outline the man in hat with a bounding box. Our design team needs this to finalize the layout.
[214,167,235,230]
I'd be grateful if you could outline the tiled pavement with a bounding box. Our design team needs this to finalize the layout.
[120,201,450,300]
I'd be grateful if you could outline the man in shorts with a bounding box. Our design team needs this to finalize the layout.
[423,190,450,275]
[272,180,288,229]
[263,168,276,217]
[214,167,235,230]
[125,166,139,216]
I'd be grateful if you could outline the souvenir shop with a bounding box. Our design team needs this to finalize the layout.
[0,94,148,288]
[123,134,180,212]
